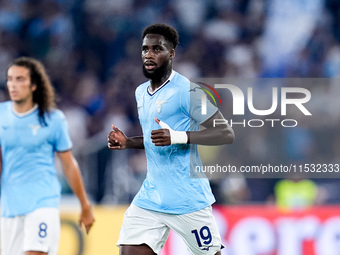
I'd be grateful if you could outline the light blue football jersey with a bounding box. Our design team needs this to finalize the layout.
[0,101,72,217]
[133,70,218,214]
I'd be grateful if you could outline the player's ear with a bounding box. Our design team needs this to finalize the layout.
[31,84,37,92]
[170,49,175,59]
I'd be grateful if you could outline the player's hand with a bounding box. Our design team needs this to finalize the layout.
[108,124,128,150]
[151,118,171,146]
[79,204,95,234]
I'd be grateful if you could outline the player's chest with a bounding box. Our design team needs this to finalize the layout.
[0,115,52,149]
[138,89,180,118]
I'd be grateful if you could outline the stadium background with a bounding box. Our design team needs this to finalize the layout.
[1,0,340,254]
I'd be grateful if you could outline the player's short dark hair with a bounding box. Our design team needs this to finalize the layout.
[143,23,179,49]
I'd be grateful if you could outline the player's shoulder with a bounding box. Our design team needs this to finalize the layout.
[46,108,67,121]
[135,80,149,96]
[173,72,204,92]
[171,71,191,92]
[0,101,12,113]
[0,101,12,108]
[173,71,190,82]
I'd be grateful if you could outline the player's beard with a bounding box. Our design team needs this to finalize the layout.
[143,61,169,82]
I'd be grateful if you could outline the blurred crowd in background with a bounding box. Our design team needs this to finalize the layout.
[0,0,340,208]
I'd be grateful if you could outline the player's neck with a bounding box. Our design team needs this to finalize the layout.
[150,68,172,92]
[12,99,36,113]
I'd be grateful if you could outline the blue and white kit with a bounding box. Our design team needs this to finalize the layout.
[0,101,72,217]
[133,70,218,214]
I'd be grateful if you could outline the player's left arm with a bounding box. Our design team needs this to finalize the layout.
[188,110,234,145]
[152,111,234,146]
[57,150,95,234]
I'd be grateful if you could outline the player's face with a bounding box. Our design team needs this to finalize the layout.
[142,34,174,81]
[7,65,36,104]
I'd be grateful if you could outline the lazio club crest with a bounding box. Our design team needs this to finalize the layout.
[156,101,167,113]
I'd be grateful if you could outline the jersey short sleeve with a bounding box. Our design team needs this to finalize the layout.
[51,110,73,152]
[182,82,218,126]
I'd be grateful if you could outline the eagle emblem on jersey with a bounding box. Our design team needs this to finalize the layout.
[156,101,167,113]
[29,124,41,136]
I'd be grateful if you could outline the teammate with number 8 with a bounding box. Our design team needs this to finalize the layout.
[108,24,234,255]
[0,57,95,255]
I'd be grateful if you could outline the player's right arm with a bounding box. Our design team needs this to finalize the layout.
[108,124,144,150]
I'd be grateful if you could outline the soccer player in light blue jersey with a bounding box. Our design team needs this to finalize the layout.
[108,24,234,255]
[0,57,95,255]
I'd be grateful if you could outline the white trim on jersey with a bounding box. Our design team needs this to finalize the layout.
[147,69,176,95]
[12,104,38,117]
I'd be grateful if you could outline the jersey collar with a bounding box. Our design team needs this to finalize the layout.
[147,70,175,96]
[12,104,38,117]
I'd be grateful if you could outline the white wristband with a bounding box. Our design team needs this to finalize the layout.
[158,120,188,144]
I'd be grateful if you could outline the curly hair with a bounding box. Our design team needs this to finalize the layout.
[143,23,179,49]
[8,57,56,126]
